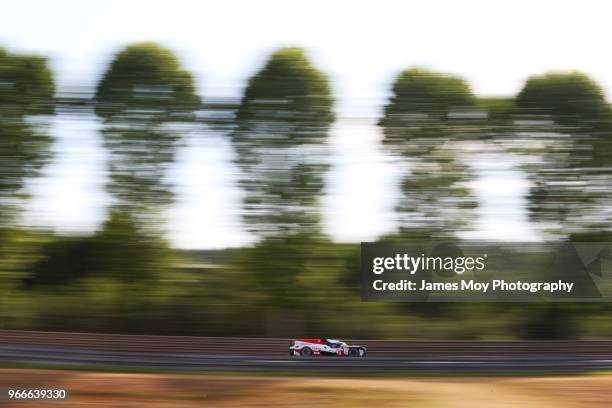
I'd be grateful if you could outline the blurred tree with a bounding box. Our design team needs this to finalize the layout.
[381,68,475,122]
[516,72,609,130]
[0,49,54,116]
[0,48,54,225]
[95,43,199,119]
[230,48,334,335]
[236,235,312,309]
[25,209,168,287]
[89,209,170,283]
[516,305,578,340]
[379,68,478,237]
[516,72,612,238]
[477,97,515,122]
[95,43,199,222]
[232,47,334,239]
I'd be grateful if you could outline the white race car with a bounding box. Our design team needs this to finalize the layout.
[289,338,367,357]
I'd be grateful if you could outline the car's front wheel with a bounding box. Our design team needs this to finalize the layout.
[348,348,366,357]
[300,347,313,357]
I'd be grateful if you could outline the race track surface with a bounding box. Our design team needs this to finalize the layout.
[1,330,612,373]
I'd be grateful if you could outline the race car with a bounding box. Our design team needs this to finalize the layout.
[289,338,367,357]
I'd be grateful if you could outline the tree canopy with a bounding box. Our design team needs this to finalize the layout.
[235,47,334,144]
[0,48,54,222]
[380,68,475,143]
[232,48,334,238]
[95,42,199,119]
[516,71,610,129]
[380,68,477,237]
[515,72,612,238]
[95,43,199,217]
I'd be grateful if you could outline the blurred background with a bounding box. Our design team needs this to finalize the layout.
[1,0,612,341]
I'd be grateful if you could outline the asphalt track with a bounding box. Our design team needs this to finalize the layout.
[2,345,612,373]
[2,331,612,373]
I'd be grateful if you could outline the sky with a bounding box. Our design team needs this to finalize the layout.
[2,0,610,248]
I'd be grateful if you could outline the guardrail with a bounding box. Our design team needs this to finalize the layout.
[1,330,611,356]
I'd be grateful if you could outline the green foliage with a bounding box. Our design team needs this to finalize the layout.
[516,71,610,130]
[515,72,612,238]
[235,47,334,142]
[0,120,48,198]
[0,48,54,116]
[233,48,334,238]
[477,97,515,123]
[229,49,336,335]
[380,68,477,237]
[380,68,475,145]
[25,210,169,287]
[234,236,314,309]
[2,46,612,340]
[95,42,199,120]
[95,43,199,216]
[0,48,54,222]
[389,68,474,111]
[515,305,578,340]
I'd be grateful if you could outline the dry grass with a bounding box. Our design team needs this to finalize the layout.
[1,369,611,407]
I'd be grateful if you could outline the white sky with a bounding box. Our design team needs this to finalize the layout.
[2,0,609,248]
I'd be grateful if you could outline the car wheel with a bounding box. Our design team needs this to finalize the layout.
[348,348,359,357]
[301,347,313,357]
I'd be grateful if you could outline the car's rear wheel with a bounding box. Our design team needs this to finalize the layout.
[348,348,359,357]
[301,347,313,357]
